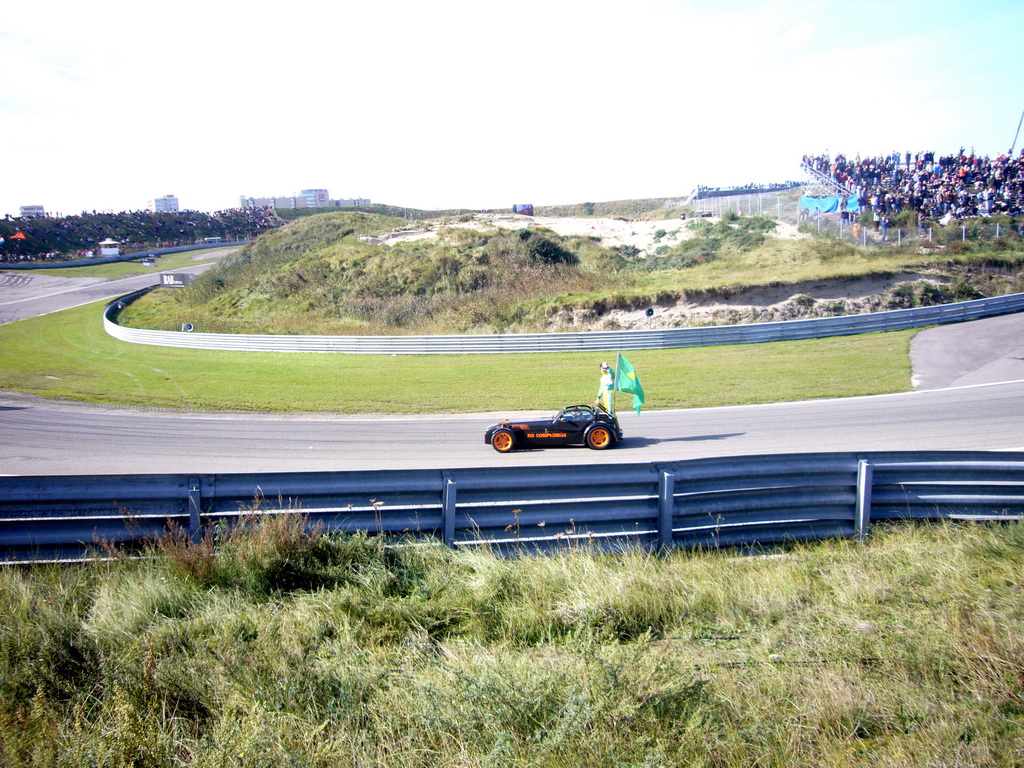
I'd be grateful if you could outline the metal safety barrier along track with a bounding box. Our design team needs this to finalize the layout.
[104,290,1024,354]
[3,451,1023,562]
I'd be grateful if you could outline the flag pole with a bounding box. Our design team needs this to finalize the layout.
[611,351,620,416]
[611,353,616,415]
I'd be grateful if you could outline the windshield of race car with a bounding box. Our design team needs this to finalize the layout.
[557,407,595,423]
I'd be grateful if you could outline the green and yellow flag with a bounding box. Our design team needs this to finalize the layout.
[614,353,645,414]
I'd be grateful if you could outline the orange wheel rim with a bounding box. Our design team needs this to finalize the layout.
[494,432,513,451]
[590,428,610,447]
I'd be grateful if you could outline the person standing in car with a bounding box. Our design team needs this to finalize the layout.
[596,361,615,413]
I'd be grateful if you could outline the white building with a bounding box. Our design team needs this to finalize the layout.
[148,195,179,213]
[19,205,45,218]
[239,190,370,210]
[301,189,330,207]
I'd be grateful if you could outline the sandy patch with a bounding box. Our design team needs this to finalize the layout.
[373,212,808,255]
[545,271,948,332]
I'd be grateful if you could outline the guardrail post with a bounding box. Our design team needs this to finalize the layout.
[658,471,676,551]
[442,474,457,548]
[856,460,873,542]
[188,476,202,543]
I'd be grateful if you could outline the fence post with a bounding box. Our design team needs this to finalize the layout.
[658,471,676,551]
[188,476,202,543]
[856,460,873,542]
[898,228,902,247]
[442,474,457,548]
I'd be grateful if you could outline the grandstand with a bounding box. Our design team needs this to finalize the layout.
[801,149,1024,220]
[0,207,280,262]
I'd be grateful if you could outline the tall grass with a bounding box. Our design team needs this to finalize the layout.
[2,517,1024,766]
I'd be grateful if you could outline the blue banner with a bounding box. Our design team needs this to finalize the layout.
[800,195,861,214]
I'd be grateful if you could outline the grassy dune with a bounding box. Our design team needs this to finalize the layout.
[114,211,1024,338]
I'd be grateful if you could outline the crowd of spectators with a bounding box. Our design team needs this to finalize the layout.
[802,149,1024,220]
[693,181,802,200]
[0,207,280,262]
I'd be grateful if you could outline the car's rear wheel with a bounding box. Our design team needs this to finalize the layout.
[491,428,516,453]
[585,426,613,450]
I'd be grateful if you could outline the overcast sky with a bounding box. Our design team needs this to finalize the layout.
[2,0,1021,217]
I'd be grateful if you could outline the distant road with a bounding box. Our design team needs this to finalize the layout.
[0,262,219,325]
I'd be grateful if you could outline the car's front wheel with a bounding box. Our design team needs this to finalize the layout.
[585,426,613,450]
[491,428,516,453]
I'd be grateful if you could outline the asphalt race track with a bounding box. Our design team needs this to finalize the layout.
[2,270,1023,476]
[0,380,1022,475]
[0,262,220,325]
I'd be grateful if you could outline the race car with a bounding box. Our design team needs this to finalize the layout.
[484,404,623,452]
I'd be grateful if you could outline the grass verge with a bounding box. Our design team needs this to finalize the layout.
[0,300,912,412]
[2,517,1023,766]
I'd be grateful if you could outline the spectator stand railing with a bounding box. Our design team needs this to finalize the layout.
[801,162,857,198]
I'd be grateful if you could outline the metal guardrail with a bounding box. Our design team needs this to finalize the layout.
[103,291,1024,354]
[801,162,857,197]
[2,451,1022,562]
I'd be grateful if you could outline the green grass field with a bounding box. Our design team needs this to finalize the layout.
[0,299,913,413]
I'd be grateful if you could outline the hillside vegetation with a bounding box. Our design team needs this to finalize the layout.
[2,518,1023,766]
[533,197,680,218]
[117,209,1024,336]
[118,211,629,335]
[275,198,680,223]
[277,204,476,223]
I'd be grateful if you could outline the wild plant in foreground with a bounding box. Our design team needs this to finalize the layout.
[1,520,1023,766]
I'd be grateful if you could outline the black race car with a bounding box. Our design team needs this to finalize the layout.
[484,404,623,452]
